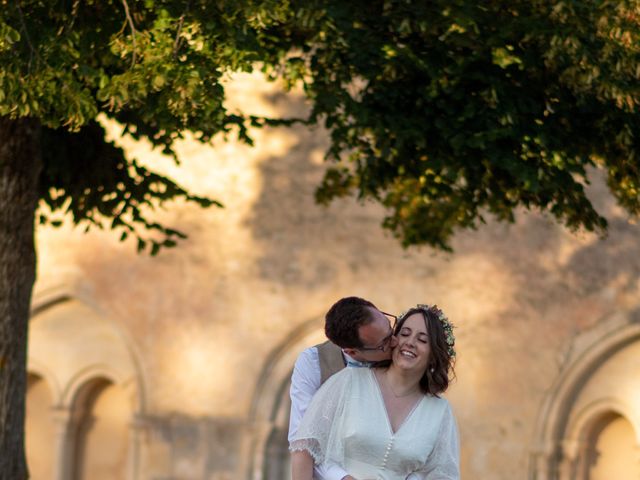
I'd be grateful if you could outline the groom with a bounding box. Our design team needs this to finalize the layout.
[288,296,397,480]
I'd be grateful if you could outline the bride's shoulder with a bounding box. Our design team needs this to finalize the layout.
[422,394,454,414]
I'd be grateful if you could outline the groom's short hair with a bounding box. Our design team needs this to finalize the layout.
[325,296,377,349]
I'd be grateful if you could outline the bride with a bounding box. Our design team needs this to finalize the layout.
[290,304,459,480]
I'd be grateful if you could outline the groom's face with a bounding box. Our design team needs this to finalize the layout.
[349,307,396,362]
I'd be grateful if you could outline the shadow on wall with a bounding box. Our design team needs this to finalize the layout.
[243,89,392,288]
[449,170,640,333]
[142,413,245,479]
[245,86,640,307]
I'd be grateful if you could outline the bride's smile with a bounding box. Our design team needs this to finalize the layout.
[392,312,430,372]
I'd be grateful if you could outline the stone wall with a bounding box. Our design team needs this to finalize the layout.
[27,72,640,479]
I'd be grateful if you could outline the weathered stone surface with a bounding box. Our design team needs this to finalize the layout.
[26,73,640,479]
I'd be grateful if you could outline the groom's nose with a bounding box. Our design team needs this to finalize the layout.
[389,335,399,349]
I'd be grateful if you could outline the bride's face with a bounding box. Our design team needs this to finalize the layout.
[392,313,430,372]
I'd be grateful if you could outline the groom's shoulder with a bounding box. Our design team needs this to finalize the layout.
[294,344,320,368]
[296,340,341,361]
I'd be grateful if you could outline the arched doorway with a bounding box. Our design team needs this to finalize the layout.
[263,400,291,480]
[530,313,640,480]
[585,412,639,480]
[26,290,145,480]
[246,314,326,480]
[71,378,132,480]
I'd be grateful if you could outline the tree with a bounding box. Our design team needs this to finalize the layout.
[2,0,640,477]
[270,0,640,249]
[0,1,288,476]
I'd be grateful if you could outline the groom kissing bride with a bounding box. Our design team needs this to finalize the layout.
[288,296,459,480]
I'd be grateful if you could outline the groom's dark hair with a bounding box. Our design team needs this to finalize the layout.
[325,296,377,348]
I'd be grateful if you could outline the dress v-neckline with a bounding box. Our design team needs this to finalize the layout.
[370,369,424,435]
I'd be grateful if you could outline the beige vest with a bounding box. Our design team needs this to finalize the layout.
[316,341,346,385]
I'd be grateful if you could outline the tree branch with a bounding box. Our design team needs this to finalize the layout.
[63,0,81,34]
[173,14,185,58]
[173,2,191,59]
[120,0,137,67]
[15,4,39,71]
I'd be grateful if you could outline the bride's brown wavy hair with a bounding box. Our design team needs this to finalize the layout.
[394,306,456,396]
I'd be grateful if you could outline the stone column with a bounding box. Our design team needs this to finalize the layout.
[128,414,148,480]
[528,455,543,480]
[247,421,274,480]
[558,439,582,480]
[533,443,564,480]
[51,407,74,480]
[572,440,590,480]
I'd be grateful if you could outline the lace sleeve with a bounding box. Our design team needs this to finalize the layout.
[417,401,460,480]
[288,368,352,466]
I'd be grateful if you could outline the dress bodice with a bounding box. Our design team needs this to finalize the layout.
[291,367,459,480]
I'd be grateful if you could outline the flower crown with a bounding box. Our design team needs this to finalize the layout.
[398,304,456,357]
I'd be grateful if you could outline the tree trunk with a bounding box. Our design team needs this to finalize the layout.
[0,116,42,480]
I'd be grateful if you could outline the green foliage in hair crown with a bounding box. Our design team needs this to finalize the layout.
[400,304,456,358]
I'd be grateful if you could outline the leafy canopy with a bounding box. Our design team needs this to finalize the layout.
[1,0,289,253]
[272,0,640,249]
[2,0,640,251]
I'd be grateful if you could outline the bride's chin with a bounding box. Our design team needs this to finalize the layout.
[393,355,415,368]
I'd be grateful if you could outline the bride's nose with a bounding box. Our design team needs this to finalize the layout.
[401,335,416,347]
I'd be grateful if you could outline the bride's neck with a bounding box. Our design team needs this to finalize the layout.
[386,364,422,390]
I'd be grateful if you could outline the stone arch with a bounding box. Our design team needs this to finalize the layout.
[529,311,640,480]
[28,285,146,412]
[245,314,327,480]
[67,375,133,480]
[62,364,139,411]
[565,398,638,446]
[26,285,146,480]
[27,358,62,404]
[579,411,639,480]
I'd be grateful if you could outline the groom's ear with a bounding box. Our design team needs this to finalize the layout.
[342,347,358,358]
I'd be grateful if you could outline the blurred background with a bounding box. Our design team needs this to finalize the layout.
[25,73,640,480]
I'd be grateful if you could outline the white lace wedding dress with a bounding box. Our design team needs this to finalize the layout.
[290,367,459,480]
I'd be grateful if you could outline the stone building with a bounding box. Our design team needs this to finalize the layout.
[25,74,640,479]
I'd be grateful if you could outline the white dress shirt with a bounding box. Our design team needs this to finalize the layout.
[289,346,350,480]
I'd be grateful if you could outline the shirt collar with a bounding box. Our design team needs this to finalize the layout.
[342,351,376,368]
